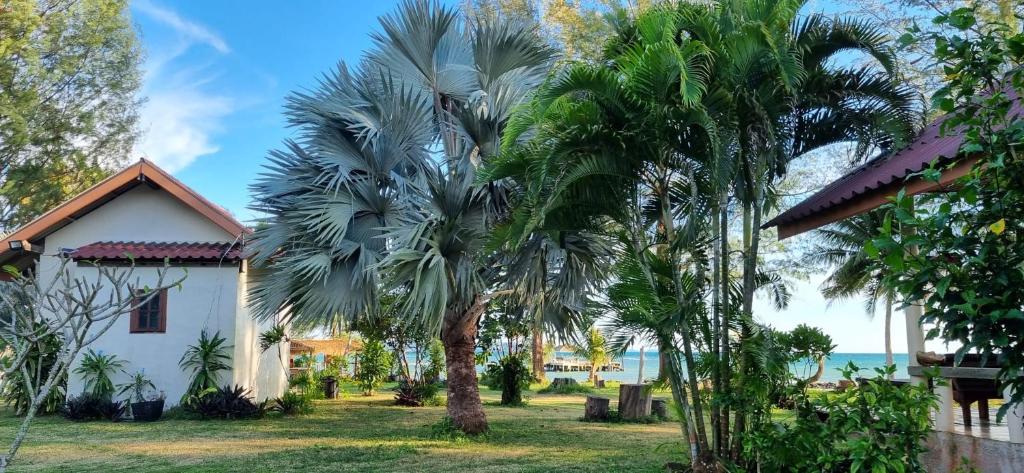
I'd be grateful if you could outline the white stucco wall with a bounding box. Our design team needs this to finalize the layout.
[35,184,286,407]
[63,265,242,406]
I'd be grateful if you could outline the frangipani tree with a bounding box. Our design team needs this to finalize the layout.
[248,1,604,433]
[0,257,182,472]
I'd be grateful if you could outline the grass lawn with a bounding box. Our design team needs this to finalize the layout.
[0,382,686,472]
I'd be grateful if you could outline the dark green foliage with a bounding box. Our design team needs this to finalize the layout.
[424,339,446,383]
[117,371,156,403]
[258,325,288,352]
[61,393,126,422]
[355,338,392,396]
[746,364,937,472]
[871,8,1024,415]
[189,385,266,420]
[498,355,530,405]
[0,0,143,230]
[394,380,440,407]
[179,330,232,406]
[537,382,594,395]
[579,409,661,424]
[480,354,532,405]
[271,391,314,416]
[0,329,65,415]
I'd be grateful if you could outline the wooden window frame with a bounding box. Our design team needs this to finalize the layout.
[129,289,167,333]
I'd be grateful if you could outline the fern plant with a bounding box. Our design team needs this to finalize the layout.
[179,330,232,405]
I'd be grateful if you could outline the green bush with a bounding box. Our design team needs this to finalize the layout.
[179,330,232,406]
[537,382,593,395]
[394,380,439,407]
[62,393,126,422]
[272,391,314,416]
[745,364,937,472]
[424,339,445,383]
[189,385,266,420]
[1,328,65,415]
[355,338,392,396]
[73,349,125,400]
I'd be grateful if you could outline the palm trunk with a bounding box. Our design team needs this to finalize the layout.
[657,350,670,383]
[731,165,765,460]
[657,182,710,455]
[532,329,546,383]
[664,346,701,467]
[441,300,488,434]
[885,294,894,379]
[718,199,731,455]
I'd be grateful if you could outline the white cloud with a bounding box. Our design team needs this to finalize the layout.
[136,86,232,173]
[132,1,233,172]
[134,0,230,54]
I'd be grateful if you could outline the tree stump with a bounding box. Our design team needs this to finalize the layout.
[594,379,606,389]
[584,395,610,421]
[618,383,652,419]
[651,398,668,419]
[550,377,578,389]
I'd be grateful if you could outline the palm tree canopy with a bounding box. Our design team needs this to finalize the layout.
[249,1,607,337]
[813,210,890,315]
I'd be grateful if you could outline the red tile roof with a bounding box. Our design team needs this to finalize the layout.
[71,241,243,262]
[764,90,1024,238]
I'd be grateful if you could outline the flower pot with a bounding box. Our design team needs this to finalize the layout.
[131,399,164,422]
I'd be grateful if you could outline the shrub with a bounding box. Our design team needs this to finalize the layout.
[0,328,65,415]
[394,380,439,407]
[62,393,126,422]
[355,338,392,396]
[190,385,266,420]
[423,339,445,383]
[179,330,232,406]
[480,355,531,405]
[117,371,157,403]
[746,364,937,472]
[73,349,125,400]
[537,382,593,395]
[271,391,313,416]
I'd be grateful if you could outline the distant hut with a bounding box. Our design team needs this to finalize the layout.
[289,335,363,375]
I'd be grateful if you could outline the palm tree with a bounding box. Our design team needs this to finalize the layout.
[814,211,895,374]
[574,327,610,384]
[492,1,917,466]
[247,1,603,434]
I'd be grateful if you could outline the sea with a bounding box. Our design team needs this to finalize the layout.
[530,351,910,384]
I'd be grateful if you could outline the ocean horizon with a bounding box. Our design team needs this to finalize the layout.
[533,351,910,384]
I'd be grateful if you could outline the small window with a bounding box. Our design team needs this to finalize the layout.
[130,289,167,333]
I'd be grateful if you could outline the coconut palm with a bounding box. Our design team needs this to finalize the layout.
[814,210,895,374]
[492,0,918,466]
[573,326,610,384]
[247,1,605,434]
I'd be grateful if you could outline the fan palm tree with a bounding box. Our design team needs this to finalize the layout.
[247,1,605,434]
[491,0,918,466]
[814,210,894,374]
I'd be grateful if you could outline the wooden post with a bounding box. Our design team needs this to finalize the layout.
[618,383,652,419]
[584,395,610,421]
[637,347,645,384]
[651,398,668,419]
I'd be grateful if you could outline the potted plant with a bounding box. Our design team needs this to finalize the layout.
[118,371,164,422]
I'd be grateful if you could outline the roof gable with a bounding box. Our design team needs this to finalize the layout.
[0,159,249,260]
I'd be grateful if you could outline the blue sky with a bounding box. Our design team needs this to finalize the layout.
[128,1,951,354]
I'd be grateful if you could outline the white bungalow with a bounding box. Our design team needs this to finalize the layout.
[0,159,288,406]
